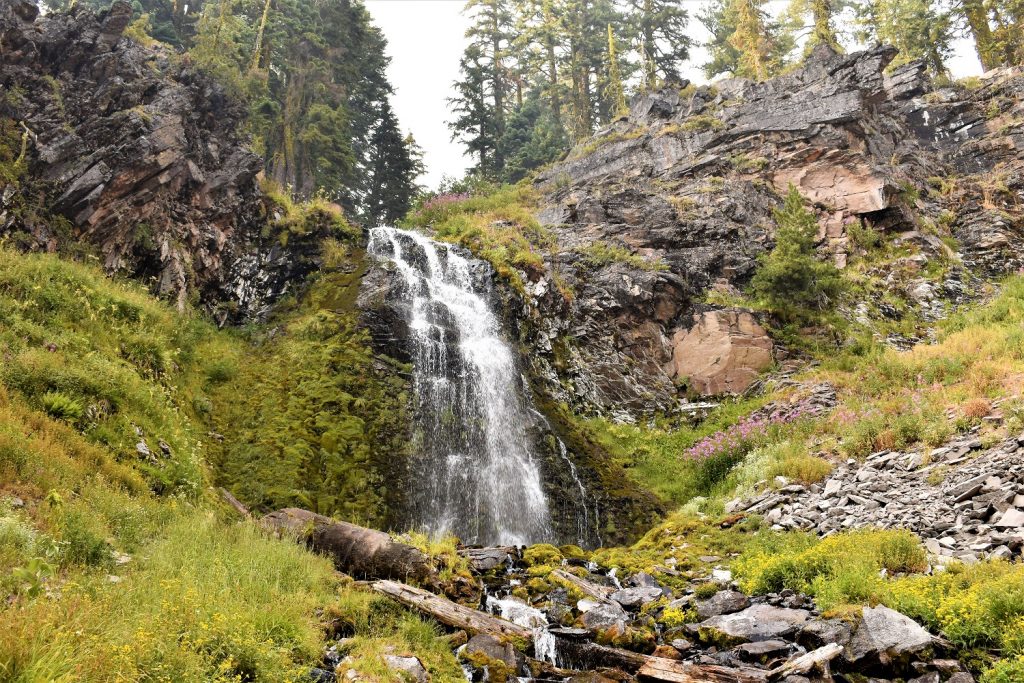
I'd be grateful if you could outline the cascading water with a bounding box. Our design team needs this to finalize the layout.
[368,227,551,546]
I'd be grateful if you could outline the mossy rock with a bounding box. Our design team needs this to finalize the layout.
[523,543,563,567]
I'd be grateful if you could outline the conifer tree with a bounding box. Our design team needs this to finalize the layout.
[604,24,627,117]
[623,0,691,88]
[785,0,842,54]
[702,0,791,79]
[365,101,421,226]
[750,186,844,319]
[857,0,953,74]
[729,0,784,80]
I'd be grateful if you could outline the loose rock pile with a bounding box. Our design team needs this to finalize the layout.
[728,428,1024,563]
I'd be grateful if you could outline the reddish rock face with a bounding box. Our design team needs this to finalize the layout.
[667,310,774,396]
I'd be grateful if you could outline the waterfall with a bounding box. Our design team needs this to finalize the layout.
[368,227,551,546]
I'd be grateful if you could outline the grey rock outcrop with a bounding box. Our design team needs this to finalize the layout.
[495,47,1024,417]
[0,0,337,321]
[730,424,1024,562]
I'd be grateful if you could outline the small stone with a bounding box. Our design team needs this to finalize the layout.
[734,639,790,662]
[947,675,974,683]
[652,644,682,660]
[671,638,694,653]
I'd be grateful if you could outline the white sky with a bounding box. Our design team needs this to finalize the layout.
[365,0,983,190]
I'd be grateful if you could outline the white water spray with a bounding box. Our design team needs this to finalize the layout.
[368,227,551,546]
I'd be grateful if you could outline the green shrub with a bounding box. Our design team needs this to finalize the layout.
[734,529,927,611]
[749,185,845,320]
[982,656,1024,683]
[39,391,84,423]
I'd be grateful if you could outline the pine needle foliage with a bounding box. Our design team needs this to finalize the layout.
[749,185,844,320]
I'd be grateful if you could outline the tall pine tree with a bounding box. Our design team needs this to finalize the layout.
[624,0,691,88]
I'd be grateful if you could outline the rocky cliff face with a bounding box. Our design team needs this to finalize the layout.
[509,46,1023,418]
[0,0,334,321]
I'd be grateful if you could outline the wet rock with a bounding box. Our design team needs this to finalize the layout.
[846,606,934,667]
[609,586,663,609]
[580,600,629,635]
[465,634,519,668]
[695,590,751,619]
[698,605,811,644]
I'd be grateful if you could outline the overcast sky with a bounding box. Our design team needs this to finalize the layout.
[365,0,983,190]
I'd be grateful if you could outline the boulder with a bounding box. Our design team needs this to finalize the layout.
[698,605,811,644]
[846,605,934,667]
[383,655,428,683]
[465,634,520,668]
[610,586,664,609]
[695,590,751,619]
[580,600,629,635]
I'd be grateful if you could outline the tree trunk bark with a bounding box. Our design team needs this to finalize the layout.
[638,657,767,683]
[261,508,437,585]
[372,579,533,642]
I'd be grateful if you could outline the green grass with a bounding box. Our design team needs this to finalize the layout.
[577,241,668,272]
[403,183,553,291]
[579,396,769,507]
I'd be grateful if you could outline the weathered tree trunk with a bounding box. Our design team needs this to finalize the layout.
[554,637,650,672]
[261,508,437,585]
[638,657,767,683]
[769,643,843,679]
[372,580,533,642]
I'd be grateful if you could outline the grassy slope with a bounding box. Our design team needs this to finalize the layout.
[0,248,460,682]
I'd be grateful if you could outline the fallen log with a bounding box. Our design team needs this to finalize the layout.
[219,487,251,518]
[261,508,437,585]
[372,579,533,642]
[769,643,843,679]
[637,657,768,683]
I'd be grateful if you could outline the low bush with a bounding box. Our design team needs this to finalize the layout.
[734,529,927,611]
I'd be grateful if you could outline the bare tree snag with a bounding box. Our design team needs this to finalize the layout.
[261,508,437,585]
[219,487,251,518]
[372,580,533,642]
